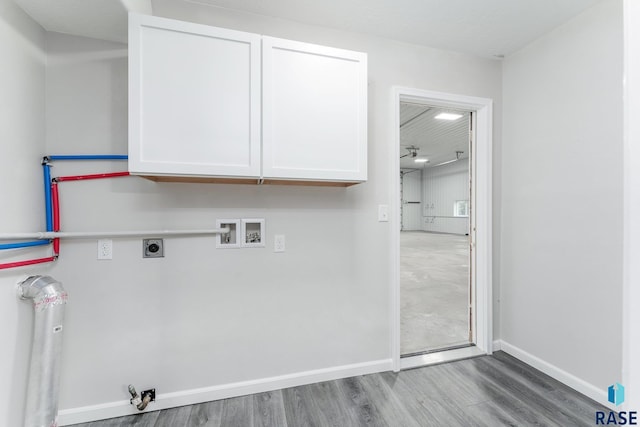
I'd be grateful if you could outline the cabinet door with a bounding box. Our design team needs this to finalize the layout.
[262,37,367,182]
[129,14,261,178]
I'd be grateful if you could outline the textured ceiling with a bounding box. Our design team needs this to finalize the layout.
[170,0,601,58]
[400,103,469,170]
[14,0,600,57]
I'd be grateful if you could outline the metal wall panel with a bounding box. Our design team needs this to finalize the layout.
[422,160,469,234]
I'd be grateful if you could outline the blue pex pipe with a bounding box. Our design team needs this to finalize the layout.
[43,163,53,231]
[0,240,50,250]
[48,155,128,161]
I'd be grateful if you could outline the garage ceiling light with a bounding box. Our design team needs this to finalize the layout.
[435,112,463,120]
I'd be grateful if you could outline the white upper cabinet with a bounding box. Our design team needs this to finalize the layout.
[262,37,367,182]
[128,14,367,184]
[129,14,261,178]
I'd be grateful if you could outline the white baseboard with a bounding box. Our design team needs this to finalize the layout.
[497,340,612,409]
[57,358,393,426]
[492,339,502,351]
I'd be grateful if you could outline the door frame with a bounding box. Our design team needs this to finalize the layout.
[623,0,640,410]
[391,87,493,371]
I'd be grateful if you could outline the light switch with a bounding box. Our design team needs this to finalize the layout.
[378,205,389,222]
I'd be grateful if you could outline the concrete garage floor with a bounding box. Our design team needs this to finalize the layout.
[401,231,470,355]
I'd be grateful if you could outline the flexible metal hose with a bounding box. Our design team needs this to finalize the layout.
[19,275,67,427]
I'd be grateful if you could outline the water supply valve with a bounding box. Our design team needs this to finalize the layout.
[128,384,155,411]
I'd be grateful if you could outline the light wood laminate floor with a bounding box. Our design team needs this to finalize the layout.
[70,352,609,427]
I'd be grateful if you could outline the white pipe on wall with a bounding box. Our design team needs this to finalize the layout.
[0,228,230,240]
[18,276,68,427]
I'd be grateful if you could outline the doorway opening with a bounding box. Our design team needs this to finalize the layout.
[391,88,493,371]
[400,106,472,356]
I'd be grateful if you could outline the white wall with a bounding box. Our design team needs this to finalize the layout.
[501,0,623,400]
[0,0,46,425]
[39,5,502,422]
[422,160,470,235]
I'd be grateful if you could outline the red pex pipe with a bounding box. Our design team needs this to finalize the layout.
[55,171,130,182]
[51,182,60,255]
[0,256,56,270]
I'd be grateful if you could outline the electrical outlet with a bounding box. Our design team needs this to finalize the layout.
[143,239,164,258]
[97,239,112,260]
[274,235,285,253]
